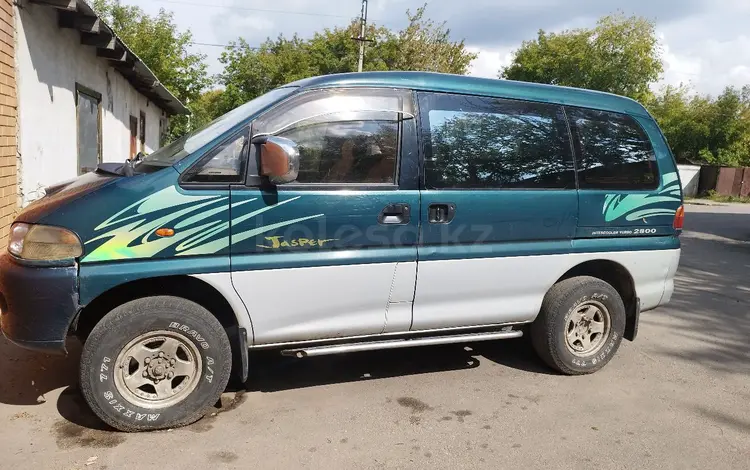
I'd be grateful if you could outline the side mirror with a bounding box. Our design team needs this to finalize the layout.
[253,135,299,184]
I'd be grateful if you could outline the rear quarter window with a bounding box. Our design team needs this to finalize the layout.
[566,107,659,190]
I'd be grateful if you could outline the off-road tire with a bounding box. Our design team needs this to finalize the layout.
[79,296,232,432]
[531,276,626,375]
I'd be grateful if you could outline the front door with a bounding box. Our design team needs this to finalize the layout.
[412,91,579,330]
[230,88,420,345]
[129,115,138,158]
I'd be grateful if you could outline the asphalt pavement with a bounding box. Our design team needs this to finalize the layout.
[0,203,748,469]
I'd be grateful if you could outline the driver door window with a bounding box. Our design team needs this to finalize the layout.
[253,88,413,186]
[277,111,399,184]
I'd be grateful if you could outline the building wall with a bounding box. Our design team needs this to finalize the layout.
[16,3,165,205]
[677,164,701,198]
[0,0,16,248]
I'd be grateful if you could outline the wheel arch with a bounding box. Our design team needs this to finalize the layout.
[73,274,251,345]
[554,259,639,341]
[71,275,244,338]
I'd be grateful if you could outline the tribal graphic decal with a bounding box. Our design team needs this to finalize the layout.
[602,172,681,222]
[83,186,323,262]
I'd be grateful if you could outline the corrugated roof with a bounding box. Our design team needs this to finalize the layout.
[30,0,190,115]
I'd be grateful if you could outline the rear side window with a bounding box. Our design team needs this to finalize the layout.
[418,92,575,189]
[566,107,659,190]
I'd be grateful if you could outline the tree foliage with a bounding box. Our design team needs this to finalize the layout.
[501,13,663,102]
[499,10,750,167]
[648,85,750,166]
[216,4,477,112]
[93,0,211,140]
[188,89,226,130]
[392,5,476,74]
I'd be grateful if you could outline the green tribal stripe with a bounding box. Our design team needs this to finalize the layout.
[83,186,323,262]
[603,172,681,222]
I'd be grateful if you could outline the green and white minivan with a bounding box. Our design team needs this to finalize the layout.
[0,72,683,431]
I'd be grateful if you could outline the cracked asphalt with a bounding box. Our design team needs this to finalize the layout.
[0,203,748,469]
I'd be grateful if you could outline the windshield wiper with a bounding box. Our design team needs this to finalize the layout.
[95,162,128,176]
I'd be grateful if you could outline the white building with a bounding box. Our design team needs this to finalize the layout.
[15,0,188,204]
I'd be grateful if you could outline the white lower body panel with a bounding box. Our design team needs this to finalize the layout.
[411,249,680,330]
[232,262,416,344]
[198,249,679,346]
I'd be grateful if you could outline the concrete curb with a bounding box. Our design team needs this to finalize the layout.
[684,200,728,207]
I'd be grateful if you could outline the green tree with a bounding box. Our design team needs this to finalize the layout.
[501,13,663,102]
[217,3,476,112]
[189,89,228,129]
[648,84,750,166]
[393,5,476,74]
[646,84,712,162]
[710,86,750,166]
[93,0,211,140]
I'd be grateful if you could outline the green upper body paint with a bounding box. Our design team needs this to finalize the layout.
[14,71,682,274]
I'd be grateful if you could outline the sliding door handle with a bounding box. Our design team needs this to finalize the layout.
[379,203,411,225]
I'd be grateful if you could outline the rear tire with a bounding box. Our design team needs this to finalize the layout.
[531,276,626,375]
[79,296,232,432]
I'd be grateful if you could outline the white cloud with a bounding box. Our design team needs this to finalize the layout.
[657,36,703,92]
[466,46,515,79]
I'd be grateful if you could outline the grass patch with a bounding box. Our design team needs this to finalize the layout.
[702,190,750,203]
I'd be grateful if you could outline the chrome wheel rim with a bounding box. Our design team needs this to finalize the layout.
[564,301,611,357]
[114,330,202,409]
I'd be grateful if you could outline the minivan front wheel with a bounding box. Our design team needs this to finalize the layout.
[79,296,232,432]
[531,276,626,375]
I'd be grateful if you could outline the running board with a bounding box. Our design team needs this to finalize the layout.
[280,329,523,358]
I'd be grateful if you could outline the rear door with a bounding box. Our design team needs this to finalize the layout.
[412,92,579,330]
[229,88,420,345]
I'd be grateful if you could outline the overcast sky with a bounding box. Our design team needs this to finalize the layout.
[127,0,750,96]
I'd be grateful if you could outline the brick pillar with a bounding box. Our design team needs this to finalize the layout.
[0,0,14,249]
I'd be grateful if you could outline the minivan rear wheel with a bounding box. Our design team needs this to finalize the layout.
[531,276,626,375]
[79,296,232,432]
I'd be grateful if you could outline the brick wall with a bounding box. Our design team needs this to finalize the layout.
[0,0,14,249]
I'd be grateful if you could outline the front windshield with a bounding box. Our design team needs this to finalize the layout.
[137,86,298,169]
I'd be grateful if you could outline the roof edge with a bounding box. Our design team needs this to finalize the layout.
[30,0,190,115]
[289,71,651,118]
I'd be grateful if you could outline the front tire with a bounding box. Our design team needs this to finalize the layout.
[531,276,626,375]
[79,296,232,432]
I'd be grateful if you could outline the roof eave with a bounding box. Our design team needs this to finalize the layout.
[31,0,190,115]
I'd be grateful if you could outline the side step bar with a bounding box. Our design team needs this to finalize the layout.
[281,329,523,358]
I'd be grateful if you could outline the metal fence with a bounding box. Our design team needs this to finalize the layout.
[698,166,750,197]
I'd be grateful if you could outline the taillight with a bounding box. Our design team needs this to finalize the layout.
[673,205,684,230]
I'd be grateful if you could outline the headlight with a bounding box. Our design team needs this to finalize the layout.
[8,223,83,261]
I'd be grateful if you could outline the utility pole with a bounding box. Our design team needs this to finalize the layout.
[352,0,372,72]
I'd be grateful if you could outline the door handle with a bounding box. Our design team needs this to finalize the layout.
[428,203,456,223]
[379,203,411,225]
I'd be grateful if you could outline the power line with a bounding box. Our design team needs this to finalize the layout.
[188,41,257,49]
[151,0,365,20]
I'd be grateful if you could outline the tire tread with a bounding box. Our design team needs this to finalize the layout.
[531,276,625,376]
[79,295,232,432]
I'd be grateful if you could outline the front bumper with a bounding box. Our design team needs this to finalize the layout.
[0,252,79,354]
